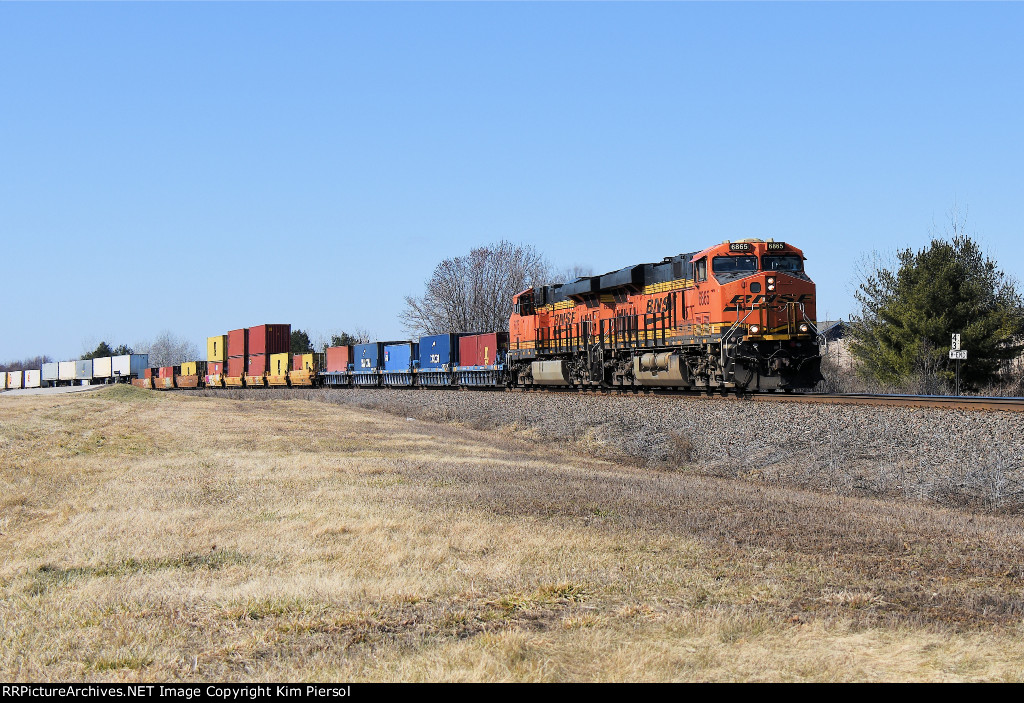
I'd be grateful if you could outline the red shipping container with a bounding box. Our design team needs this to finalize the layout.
[227,357,245,377]
[144,368,155,379]
[458,333,509,367]
[208,362,224,375]
[325,346,350,373]
[159,366,175,378]
[247,354,268,376]
[227,328,248,358]
[248,324,291,356]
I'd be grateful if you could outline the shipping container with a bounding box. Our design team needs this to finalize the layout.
[227,328,248,359]
[7,371,23,389]
[0,372,7,389]
[158,366,176,379]
[42,362,59,383]
[292,353,314,372]
[58,361,76,381]
[179,361,206,377]
[246,354,268,376]
[144,367,155,379]
[382,342,417,387]
[24,370,41,388]
[352,343,384,386]
[92,356,112,380]
[75,359,93,381]
[176,361,204,388]
[207,335,227,362]
[458,333,508,368]
[267,352,290,386]
[418,334,459,385]
[419,334,460,370]
[288,353,320,387]
[112,354,149,379]
[324,346,351,373]
[384,342,417,372]
[248,324,291,356]
[205,360,225,388]
[245,354,267,387]
[321,346,350,387]
[456,333,508,386]
[268,353,290,377]
[226,357,245,377]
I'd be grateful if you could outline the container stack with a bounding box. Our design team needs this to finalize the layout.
[225,328,248,387]
[268,351,291,387]
[246,324,290,388]
[206,335,227,388]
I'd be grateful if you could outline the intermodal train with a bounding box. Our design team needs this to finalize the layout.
[3,238,821,394]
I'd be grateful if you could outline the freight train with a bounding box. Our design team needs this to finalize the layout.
[3,238,822,394]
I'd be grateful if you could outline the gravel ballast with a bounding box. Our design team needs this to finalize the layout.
[187,387,1024,513]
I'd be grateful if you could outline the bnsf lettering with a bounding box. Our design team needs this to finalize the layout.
[554,310,598,326]
[724,293,813,311]
[645,295,673,314]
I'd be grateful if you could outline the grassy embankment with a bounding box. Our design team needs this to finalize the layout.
[1,386,1022,681]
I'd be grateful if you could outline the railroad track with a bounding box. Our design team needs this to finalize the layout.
[752,392,1024,412]
[185,385,1024,412]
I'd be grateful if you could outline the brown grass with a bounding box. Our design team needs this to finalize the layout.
[1,386,1022,681]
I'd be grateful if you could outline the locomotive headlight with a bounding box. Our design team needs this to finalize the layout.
[799,323,810,333]
[767,277,776,285]
[767,284,776,291]
[748,325,761,335]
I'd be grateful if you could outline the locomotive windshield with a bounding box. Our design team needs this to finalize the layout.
[712,255,758,273]
[762,255,803,272]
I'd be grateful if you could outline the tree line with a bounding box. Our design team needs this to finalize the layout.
[839,209,1023,394]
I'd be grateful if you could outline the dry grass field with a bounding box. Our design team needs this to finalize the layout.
[1,386,1023,681]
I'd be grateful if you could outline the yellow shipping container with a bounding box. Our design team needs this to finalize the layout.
[269,353,291,377]
[180,361,198,376]
[207,335,227,362]
[294,353,314,372]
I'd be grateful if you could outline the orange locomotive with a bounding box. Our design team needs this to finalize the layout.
[508,238,821,391]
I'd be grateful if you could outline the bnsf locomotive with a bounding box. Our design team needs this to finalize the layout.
[509,238,821,391]
[10,238,821,394]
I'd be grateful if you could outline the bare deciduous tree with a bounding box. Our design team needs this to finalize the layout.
[133,331,200,368]
[401,241,556,337]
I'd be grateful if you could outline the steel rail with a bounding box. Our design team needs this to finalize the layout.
[181,384,1024,412]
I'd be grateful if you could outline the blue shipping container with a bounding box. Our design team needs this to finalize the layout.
[383,342,418,372]
[353,343,384,371]
[418,334,458,370]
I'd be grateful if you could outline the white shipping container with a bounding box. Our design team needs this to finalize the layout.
[42,362,59,381]
[24,370,41,388]
[112,354,149,379]
[58,361,76,381]
[0,372,6,389]
[93,356,112,379]
[7,371,23,389]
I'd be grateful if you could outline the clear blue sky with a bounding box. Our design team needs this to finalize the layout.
[2,3,1022,361]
